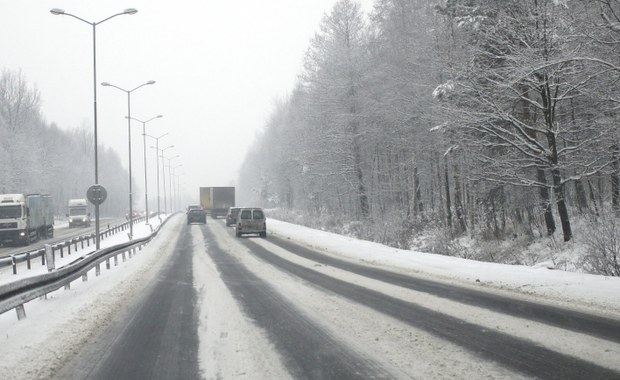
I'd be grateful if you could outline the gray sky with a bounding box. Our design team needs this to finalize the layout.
[0,0,373,205]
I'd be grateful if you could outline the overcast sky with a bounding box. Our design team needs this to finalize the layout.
[0,0,373,205]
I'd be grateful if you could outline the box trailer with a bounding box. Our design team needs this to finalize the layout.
[199,187,235,218]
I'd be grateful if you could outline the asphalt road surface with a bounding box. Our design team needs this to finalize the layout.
[49,218,620,379]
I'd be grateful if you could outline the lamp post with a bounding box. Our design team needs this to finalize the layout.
[176,173,186,212]
[160,147,175,214]
[101,80,155,239]
[146,134,169,222]
[171,164,183,212]
[128,115,163,225]
[163,155,180,213]
[51,7,138,250]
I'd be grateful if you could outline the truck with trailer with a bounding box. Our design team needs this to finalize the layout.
[199,187,235,218]
[0,193,54,246]
[67,198,91,228]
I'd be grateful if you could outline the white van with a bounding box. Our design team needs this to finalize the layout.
[235,208,266,238]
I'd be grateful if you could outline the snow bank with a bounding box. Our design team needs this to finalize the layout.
[267,219,620,313]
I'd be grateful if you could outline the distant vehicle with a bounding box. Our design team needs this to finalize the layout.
[187,207,207,225]
[225,207,242,226]
[200,187,235,218]
[235,208,266,238]
[67,198,91,228]
[0,193,54,246]
[125,211,141,221]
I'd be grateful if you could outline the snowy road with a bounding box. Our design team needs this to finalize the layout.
[1,215,619,379]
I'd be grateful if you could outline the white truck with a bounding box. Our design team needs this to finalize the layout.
[67,198,91,228]
[0,194,54,246]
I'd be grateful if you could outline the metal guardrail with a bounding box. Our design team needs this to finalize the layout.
[0,216,148,275]
[0,214,172,319]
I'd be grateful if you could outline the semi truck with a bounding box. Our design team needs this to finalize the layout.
[67,198,91,228]
[199,187,235,218]
[0,193,54,246]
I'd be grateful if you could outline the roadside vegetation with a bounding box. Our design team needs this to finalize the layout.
[0,69,129,216]
[240,0,620,276]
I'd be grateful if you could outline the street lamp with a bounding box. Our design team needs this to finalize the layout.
[163,155,180,213]
[146,133,168,222]
[101,80,156,239]
[51,7,138,250]
[127,115,163,225]
[170,163,183,212]
[176,173,186,212]
[160,146,175,214]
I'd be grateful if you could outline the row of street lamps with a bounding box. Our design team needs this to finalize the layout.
[51,8,182,246]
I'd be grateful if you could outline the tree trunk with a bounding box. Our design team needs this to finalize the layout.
[444,156,452,230]
[574,179,588,214]
[453,163,466,233]
[353,138,369,219]
[413,166,423,214]
[612,144,620,216]
[552,168,572,241]
[537,168,556,236]
[588,179,600,217]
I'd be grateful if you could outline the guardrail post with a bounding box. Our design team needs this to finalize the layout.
[82,273,88,282]
[95,263,101,276]
[122,251,126,262]
[26,252,31,270]
[64,282,70,290]
[45,245,55,272]
[106,258,110,270]
[87,237,90,247]
[67,241,71,255]
[59,245,64,258]
[74,240,78,251]
[114,254,118,266]
[12,255,17,275]
[129,248,132,259]
[81,239,84,249]
[16,305,26,320]
[41,250,45,266]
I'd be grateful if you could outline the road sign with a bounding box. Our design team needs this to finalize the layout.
[87,184,107,205]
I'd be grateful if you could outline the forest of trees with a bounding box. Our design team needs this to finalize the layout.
[0,69,129,217]
[238,0,620,275]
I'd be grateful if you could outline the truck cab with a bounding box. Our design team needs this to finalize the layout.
[0,193,54,246]
[67,198,91,228]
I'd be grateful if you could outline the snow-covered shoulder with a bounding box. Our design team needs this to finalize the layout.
[267,219,620,315]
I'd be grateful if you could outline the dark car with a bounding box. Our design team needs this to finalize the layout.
[225,207,242,226]
[187,204,202,213]
[187,207,207,224]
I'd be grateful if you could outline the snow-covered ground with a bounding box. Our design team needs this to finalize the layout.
[0,215,618,379]
[267,219,620,315]
[0,215,173,379]
[0,217,164,285]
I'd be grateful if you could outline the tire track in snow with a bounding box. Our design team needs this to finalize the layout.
[236,235,620,380]
[201,227,395,380]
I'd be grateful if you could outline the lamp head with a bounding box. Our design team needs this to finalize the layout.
[101,82,111,86]
[146,80,156,85]
[124,8,138,15]
[50,8,65,15]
